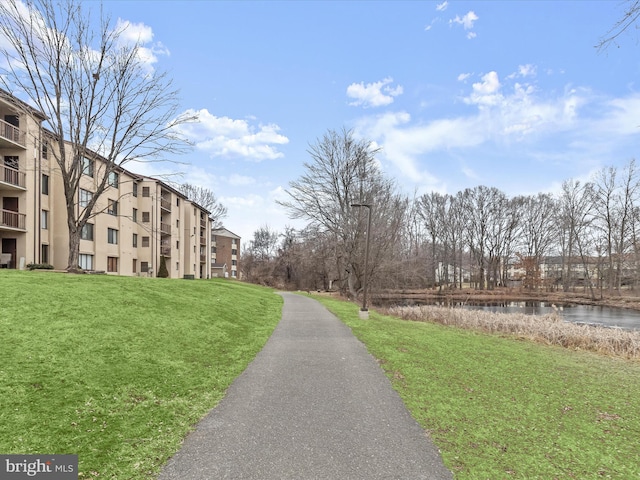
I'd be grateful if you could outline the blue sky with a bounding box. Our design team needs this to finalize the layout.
[104,0,640,241]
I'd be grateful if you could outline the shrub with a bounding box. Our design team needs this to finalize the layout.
[157,255,169,278]
[26,263,54,270]
[383,304,640,359]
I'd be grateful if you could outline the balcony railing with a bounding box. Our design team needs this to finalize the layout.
[160,222,171,235]
[200,218,206,227]
[1,209,26,230]
[161,246,171,256]
[160,196,171,211]
[0,119,25,146]
[200,254,207,262]
[200,236,206,245]
[1,165,26,189]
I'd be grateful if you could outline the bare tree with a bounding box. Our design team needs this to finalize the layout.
[513,193,558,290]
[278,128,405,297]
[558,179,596,296]
[175,183,227,228]
[597,0,640,50]
[591,159,639,292]
[0,0,195,271]
[417,192,446,288]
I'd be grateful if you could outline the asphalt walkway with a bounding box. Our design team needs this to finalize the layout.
[158,292,453,479]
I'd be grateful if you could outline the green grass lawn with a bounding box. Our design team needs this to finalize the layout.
[4,271,639,479]
[314,295,640,480]
[0,271,282,479]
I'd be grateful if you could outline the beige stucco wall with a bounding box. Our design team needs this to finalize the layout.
[0,92,211,277]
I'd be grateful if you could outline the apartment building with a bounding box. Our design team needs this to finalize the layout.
[211,227,241,278]
[0,90,211,278]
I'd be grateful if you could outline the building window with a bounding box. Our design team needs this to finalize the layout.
[41,140,48,159]
[41,244,49,264]
[107,256,118,272]
[41,174,49,195]
[142,236,150,247]
[142,211,150,223]
[107,228,118,245]
[232,260,237,266]
[142,186,150,197]
[232,271,237,278]
[79,254,93,270]
[82,157,94,177]
[176,197,180,207]
[108,199,118,216]
[132,208,138,223]
[176,262,179,271]
[108,171,119,188]
[80,223,94,241]
[132,259,137,273]
[176,219,179,228]
[132,233,138,247]
[176,240,179,249]
[133,182,138,197]
[79,189,92,208]
[211,246,216,254]
[232,249,237,255]
[141,261,149,273]
[41,210,48,229]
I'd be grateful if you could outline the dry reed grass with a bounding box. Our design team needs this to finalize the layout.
[382,305,640,360]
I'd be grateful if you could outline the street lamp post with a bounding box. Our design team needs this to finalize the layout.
[351,203,372,319]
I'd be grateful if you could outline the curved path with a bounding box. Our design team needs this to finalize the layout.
[158,292,452,479]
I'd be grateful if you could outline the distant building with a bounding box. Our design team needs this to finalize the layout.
[211,227,240,278]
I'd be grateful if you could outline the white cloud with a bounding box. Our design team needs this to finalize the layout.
[346,77,404,108]
[507,64,537,80]
[518,64,537,77]
[451,11,479,30]
[352,72,640,189]
[116,19,154,43]
[436,1,448,11]
[176,109,289,161]
[115,19,168,68]
[465,71,502,106]
[457,73,471,82]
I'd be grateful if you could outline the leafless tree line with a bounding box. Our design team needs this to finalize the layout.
[242,130,640,300]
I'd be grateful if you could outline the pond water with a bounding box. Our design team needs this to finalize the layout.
[383,299,640,331]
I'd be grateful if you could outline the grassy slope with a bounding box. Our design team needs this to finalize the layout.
[314,295,640,480]
[0,271,282,479]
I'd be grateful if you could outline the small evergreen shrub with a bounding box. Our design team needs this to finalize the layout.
[157,255,169,278]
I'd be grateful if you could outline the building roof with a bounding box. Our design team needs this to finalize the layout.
[212,227,241,240]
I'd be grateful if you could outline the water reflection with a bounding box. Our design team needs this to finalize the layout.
[384,299,640,331]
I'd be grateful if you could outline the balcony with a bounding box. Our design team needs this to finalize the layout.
[161,245,171,257]
[160,222,171,235]
[0,164,26,190]
[200,236,206,246]
[200,218,207,228]
[160,196,171,212]
[1,209,26,230]
[200,254,207,263]
[0,118,25,147]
